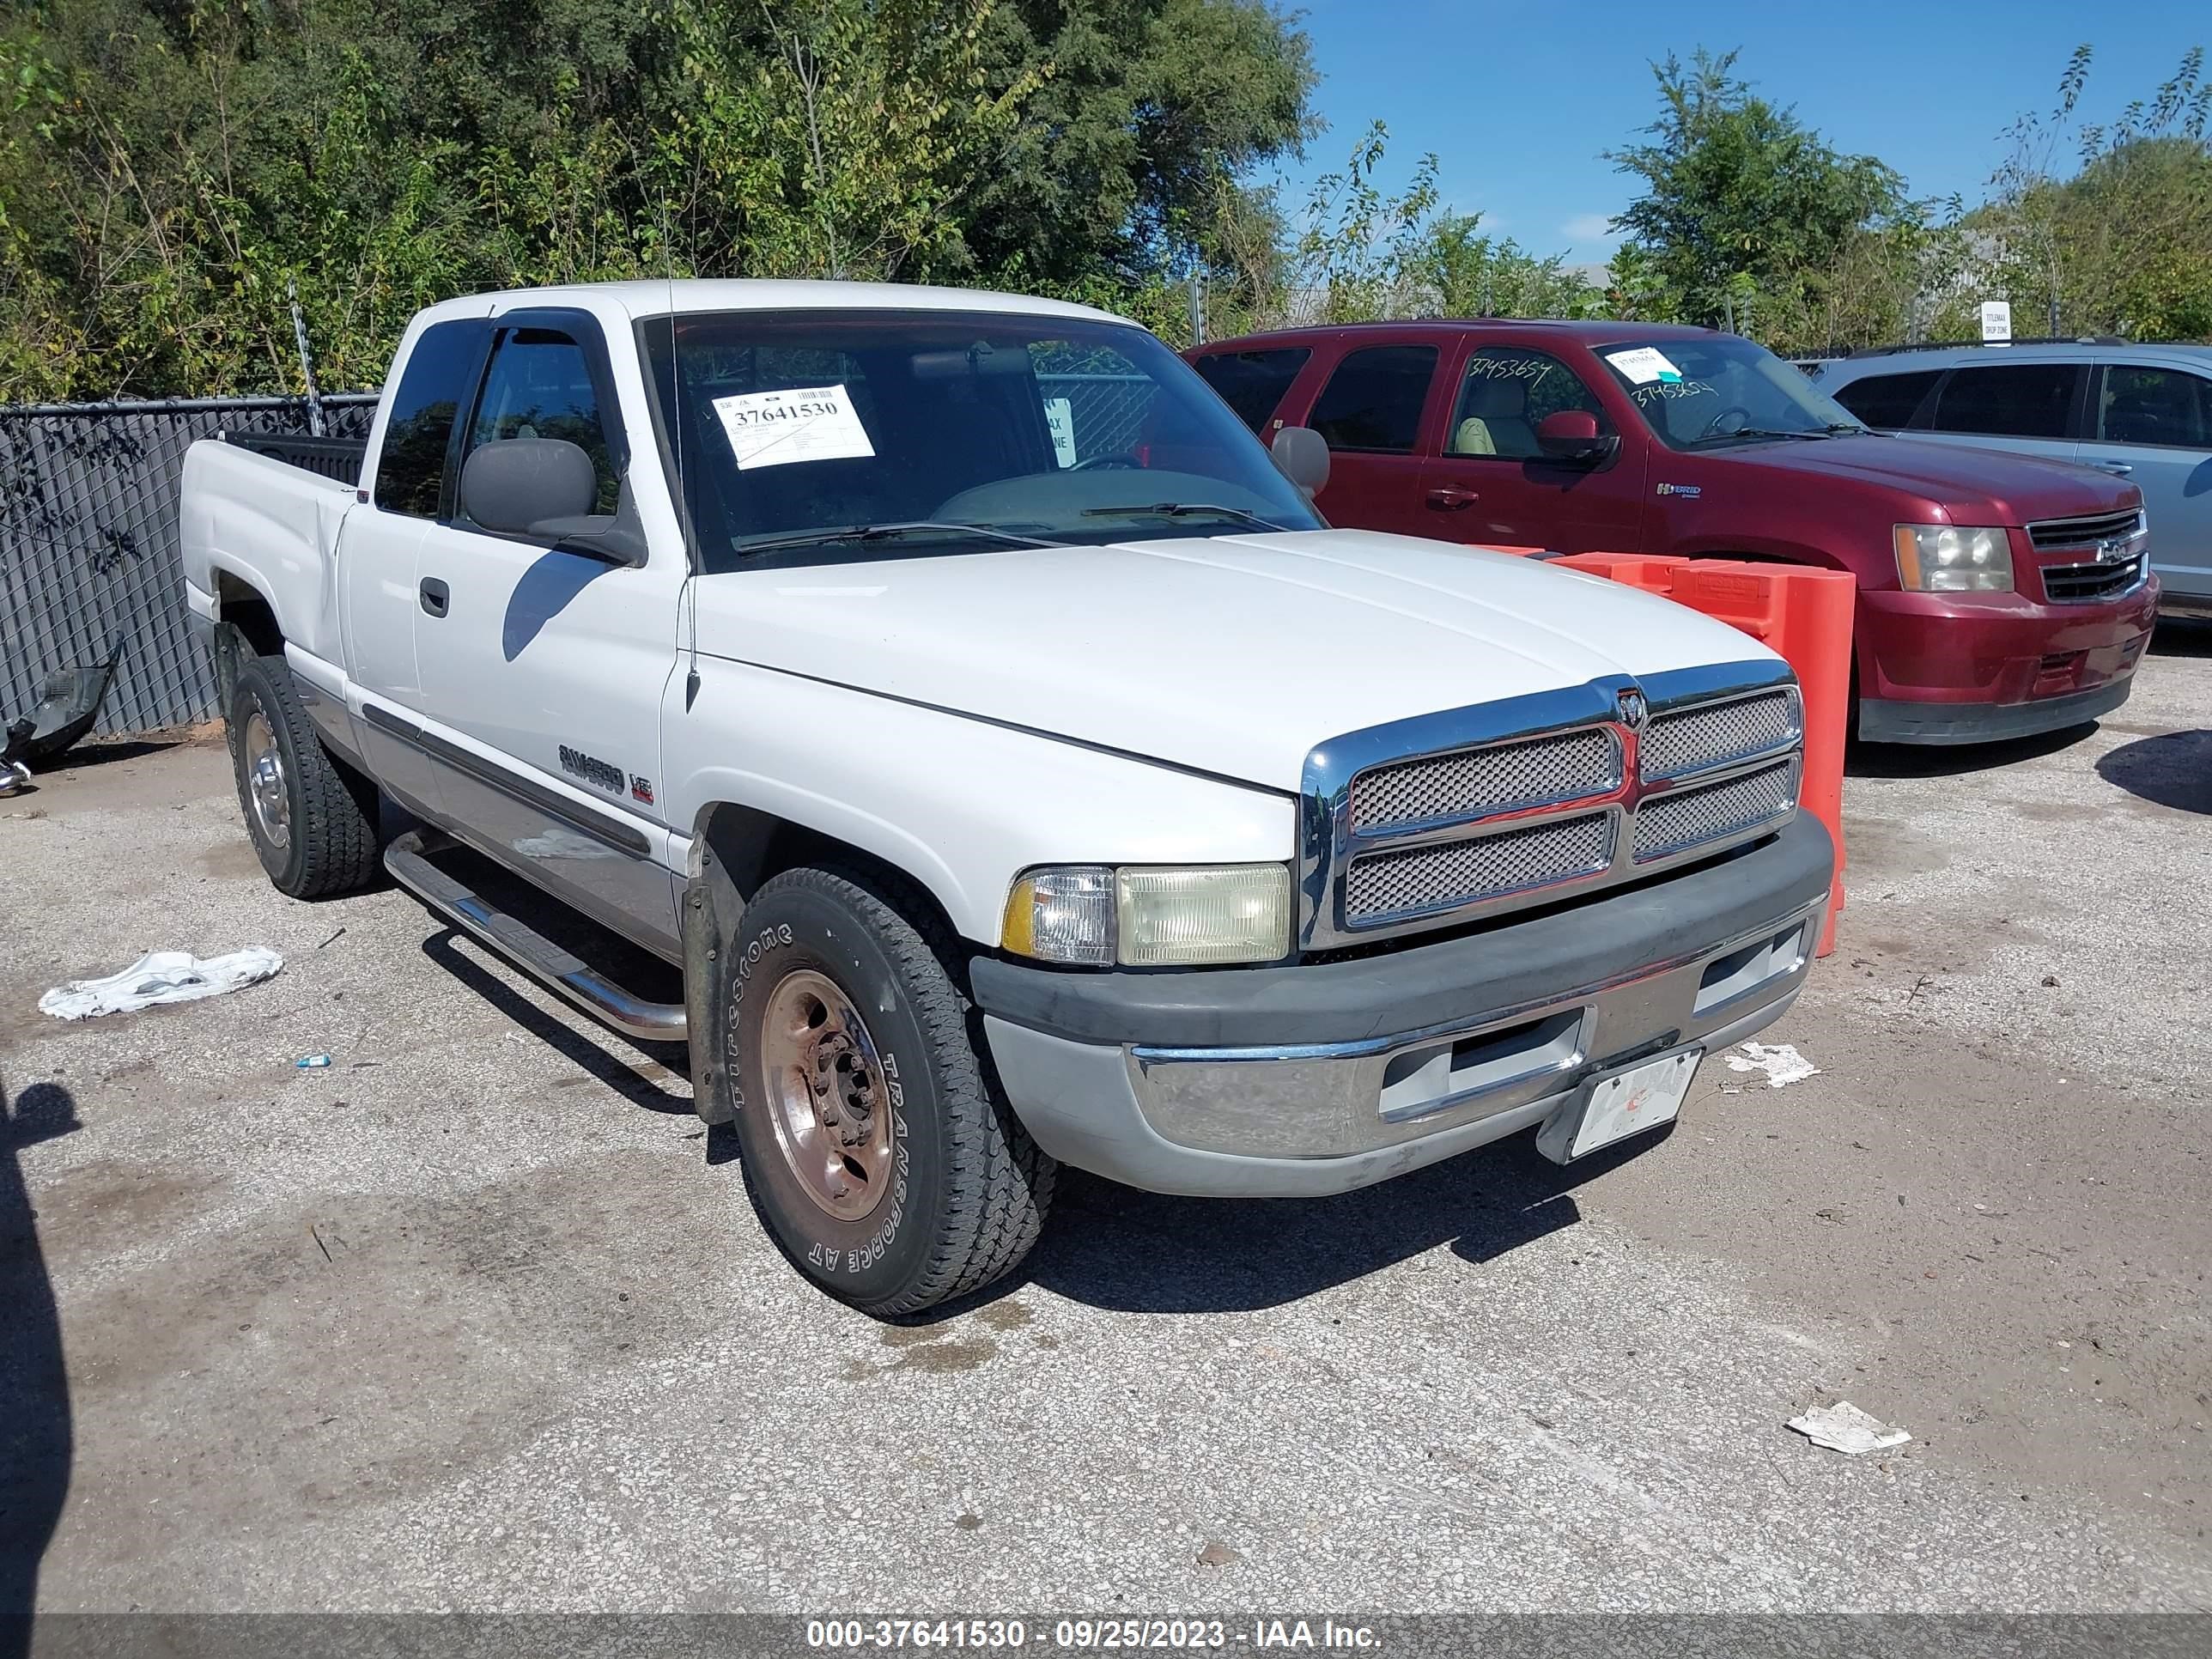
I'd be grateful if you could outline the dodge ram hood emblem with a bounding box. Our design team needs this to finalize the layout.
[1616,688,1649,728]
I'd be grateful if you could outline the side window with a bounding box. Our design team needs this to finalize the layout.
[2096,365,2212,449]
[1308,345,1438,453]
[1445,349,1608,460]
[1928,363,2081,439]
[1191,348,1311,434]
[1831,369,1942,429]
[463,327,620,514]
[372,319,484,518]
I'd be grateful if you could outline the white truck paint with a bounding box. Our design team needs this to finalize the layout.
[181,279,1833,1313]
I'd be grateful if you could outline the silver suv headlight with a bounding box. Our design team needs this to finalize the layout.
[1003,864,1294,966]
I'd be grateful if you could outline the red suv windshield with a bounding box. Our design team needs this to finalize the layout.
[1595,335,1869,450]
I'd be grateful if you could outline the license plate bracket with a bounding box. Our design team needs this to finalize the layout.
[1537,1046,1702,1164]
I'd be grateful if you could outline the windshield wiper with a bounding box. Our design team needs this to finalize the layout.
[1698,426,1832,444]
[1081,501,1286,532]
[729,521,1065,558]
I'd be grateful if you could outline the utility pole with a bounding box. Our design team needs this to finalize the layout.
[1187,272,1206,348]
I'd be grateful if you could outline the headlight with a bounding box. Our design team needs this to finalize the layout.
[1003,864,1293,966]
[1893,524,2013,592]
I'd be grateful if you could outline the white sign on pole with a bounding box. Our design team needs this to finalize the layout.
[1979,301,2013,345]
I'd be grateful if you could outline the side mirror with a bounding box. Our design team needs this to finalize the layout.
[460,438,599,533]
[459,438,646,566]
[1270,425,1330,497]
[1535,410,1619,466]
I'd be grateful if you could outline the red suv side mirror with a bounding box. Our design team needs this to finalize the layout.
[1535,410,1618,465]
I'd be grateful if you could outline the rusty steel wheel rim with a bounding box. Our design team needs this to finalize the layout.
[757,968,896,1224]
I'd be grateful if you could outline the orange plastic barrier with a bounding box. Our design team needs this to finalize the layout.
[1546,553,1853,958]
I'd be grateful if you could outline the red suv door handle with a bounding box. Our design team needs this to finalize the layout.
[1425,485,1478,510]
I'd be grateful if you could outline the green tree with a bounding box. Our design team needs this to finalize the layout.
[1606,48,1910,337]
[1978,45,2212,339]
[1416,213,1601,320]
[0,0,1316,398]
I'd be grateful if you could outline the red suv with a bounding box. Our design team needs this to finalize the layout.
[1188,322,2158,743]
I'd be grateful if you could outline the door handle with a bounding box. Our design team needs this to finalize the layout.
[418,578,450,618]
[1425,485,1479,510]
[2093,461,2134,477]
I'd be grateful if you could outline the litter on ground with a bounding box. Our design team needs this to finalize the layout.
[38,946,285,1020]
[1726,1041,1821,1088]
[295,1054,334,1069]
[1788,1400,1911,1455]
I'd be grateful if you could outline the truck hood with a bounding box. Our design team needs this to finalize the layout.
[691,530,1776,793]
[1708,433,2142,523]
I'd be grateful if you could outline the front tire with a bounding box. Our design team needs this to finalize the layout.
[716,866,1055,1316]
[228,651,380,899]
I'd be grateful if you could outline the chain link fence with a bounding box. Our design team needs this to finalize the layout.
[0,394,376,735]
[1035,371,1159,459]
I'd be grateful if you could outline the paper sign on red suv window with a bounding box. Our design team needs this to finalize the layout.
[1605,346,1684,386]
[711,384,876,471]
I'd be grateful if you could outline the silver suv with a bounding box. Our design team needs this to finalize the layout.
[1813,340,2212,617]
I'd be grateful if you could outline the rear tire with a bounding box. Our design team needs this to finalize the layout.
[228,651,380,899]
[714,865,1056,1316]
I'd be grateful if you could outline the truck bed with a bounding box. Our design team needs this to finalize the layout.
[179,437,362,671]
[221,430,368,486]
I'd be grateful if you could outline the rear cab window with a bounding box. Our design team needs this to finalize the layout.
[1308,345,1439,453]
[1927,363,2082,439]
[1191,347,1310,434]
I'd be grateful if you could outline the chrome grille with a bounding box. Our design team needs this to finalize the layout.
[2043,552,2146,603]
[2027,508,2143,553]
[1349,726,1619,832]
[1306,665,1806,949]
[1345,814,1614,925]
[1633,760,1796,863]
[1640,690,1798,781]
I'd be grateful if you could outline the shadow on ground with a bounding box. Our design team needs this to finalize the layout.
[33,738,177,774]
[2097,729,2212,816]
[1846,722,2099,781]
[0,1072,76,1646]
[2148,617,2212,659]
[1012,1125,1668,1316]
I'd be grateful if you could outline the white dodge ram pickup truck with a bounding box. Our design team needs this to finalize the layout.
[180,280,1833,1315]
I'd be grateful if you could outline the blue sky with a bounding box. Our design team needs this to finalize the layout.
[1274,1,2209,266]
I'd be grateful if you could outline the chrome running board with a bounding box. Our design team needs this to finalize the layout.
[383,829,686,1044]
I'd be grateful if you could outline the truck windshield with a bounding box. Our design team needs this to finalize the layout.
[643,310,1322,569]
[1595,335,1870,451]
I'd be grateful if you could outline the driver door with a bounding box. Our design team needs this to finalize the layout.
[412,307,686,954]
[1419,342,1647,554]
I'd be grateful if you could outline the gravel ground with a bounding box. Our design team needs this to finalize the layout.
[3,637,2209,1616]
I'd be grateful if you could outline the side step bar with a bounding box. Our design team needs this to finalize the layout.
[383,829,687,1044]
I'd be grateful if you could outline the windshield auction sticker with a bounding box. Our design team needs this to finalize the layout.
[1603,346,1685,386]
[711,384,877,471]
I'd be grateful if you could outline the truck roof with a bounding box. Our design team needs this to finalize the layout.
[413,278,1130,330]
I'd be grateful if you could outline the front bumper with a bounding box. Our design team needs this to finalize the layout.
[1855,580,2156,743]
[974,815,1833,1197]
